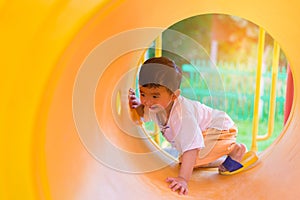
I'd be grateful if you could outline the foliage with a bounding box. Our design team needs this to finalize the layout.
[144,13,289,155]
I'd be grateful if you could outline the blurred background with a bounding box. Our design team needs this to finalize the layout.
[144,14,289,153]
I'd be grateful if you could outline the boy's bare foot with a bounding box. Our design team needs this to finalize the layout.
[229,143,247,162]
[218,143,247,172]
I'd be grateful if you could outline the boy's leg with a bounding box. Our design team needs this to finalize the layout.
[194,128,237,167]
[228,143,247,161]
[218,143,247,172]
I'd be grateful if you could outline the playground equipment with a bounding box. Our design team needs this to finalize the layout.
[0,0,299,199]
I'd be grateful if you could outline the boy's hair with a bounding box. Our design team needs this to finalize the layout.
[138,57,182,93]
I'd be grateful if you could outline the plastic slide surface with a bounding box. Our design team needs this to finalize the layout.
[1,0,300,199]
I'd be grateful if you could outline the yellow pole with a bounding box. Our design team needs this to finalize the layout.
[251,27,265,151]
[129,46,148,126]
[155,34,162,57]
[257,41,280,140]
[153,34,162,144]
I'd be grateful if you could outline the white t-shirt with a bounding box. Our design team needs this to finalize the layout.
[144,95,234,155]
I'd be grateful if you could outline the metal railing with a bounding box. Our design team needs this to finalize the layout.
[140,30,284,152]
[251,28,281,151]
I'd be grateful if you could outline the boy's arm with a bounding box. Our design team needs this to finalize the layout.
[178,148,198,181]
[166,148,198,195]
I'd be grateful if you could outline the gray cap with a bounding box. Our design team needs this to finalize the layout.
[138,62,181,92]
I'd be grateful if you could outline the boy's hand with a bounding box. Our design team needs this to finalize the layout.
[128,88,140,109]
[166,177,188,195]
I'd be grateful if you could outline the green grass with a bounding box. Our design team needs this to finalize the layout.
[235,117,284,152]
[143,59,287,154]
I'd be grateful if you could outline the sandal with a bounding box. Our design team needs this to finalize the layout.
[219,151,259,175]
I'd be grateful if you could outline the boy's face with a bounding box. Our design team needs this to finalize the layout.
[139,86,175,111]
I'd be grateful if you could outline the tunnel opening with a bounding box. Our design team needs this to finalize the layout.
[137,14,292,160]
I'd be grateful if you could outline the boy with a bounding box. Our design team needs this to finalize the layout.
[128,57,247,195]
